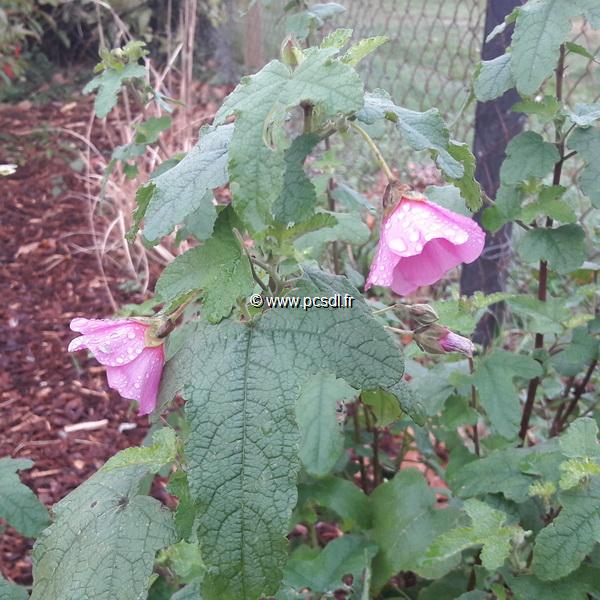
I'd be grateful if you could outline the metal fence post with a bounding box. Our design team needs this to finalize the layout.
[460,0,526,347]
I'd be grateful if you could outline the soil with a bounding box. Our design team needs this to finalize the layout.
[0,98,163,585]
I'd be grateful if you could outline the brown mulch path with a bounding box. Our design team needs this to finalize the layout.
[0,99,155,585]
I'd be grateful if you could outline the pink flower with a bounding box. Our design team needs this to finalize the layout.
[366,196,485,295]
[439,330,475,357]
[68,318,164,415]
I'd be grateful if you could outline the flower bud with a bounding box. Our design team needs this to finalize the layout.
[414,325,474,357]
[407,303,439,326]
[280,37,304,67]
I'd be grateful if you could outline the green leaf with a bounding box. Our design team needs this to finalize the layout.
[362,389,402,426]
[282,535,376,594]
[273,133,320,225]
[567,126,600,207]
[425,185,471,216]
[342,36,388,66]
[294,210,370,257]
[474,54,514,102]
[160,267,418,600]
[449,446,542,503]
[518,225,586,274]
[83,62,146,118]
[280,212,338,240]
[0,576,27,600]
[565,40,596,60]
[500,132,560,186]
[167,472,198,541]
[127,183,155,242]
[299,476,370,528]
[358,90,464,179]
[559,459,600,490]
[481,185,521,232]
[370,469,460,590]
[102,428,178,472]
[134,115,172,144]
[532,476,600,580]
[446,141,482,211]
[157,540,205,584]
[565,103,600,127]
[217,52,363,234]
[505,565,600,600]
[0,457,49,537]
[296,372,357,477]
[31,465,175,600]
[155,208,254,322]
[507,295,570,335]
[510,1,575,95]
[520,185,576,224]
[142,124,232,241]
[425,499,524,571]
[330,182,374,214]
[473,350,543,439]
[551,329,599,376]
[512,96,561,122]
[320,28,353,49]
[559,418,600,460]
[171,580,202,600]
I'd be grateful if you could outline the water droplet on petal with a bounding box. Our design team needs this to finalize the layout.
[415,243,423,252]
[408,231,419,242]
[127,332,136,340]
[116,357,124,364]
[389,239,407,252]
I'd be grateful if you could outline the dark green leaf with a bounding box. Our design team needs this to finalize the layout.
[567,126,600,207]
[500,132,559,186]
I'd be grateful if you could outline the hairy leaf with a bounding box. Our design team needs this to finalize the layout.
[474,54,515,102]
[0,457,49,538]
[155,208,254,322]
[567,126,600,208]
[142,124,232,241]
[551,330,599,377]
[160,268,418,600]
[0,576,27,600]
[425,499,524,571]
[500,132,559,186]
[282,535,376,594]
[370,469,459,590]
[565,103,600,128]
[216,51,363,233]
[83,62,146,118]
[296,373,357,477]
[342,36,388,66]
[473,350,543,439]
[102,428,178,473]
[518,225,586,274]
[31,465,175,600]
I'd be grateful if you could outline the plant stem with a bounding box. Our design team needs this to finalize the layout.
[556,360,598,432]
[519,44,566,445]
[468,358,480,456]
[349,121,396,183]
[325,137,341,274]
[352,402,368,492]
[364,404,381,488]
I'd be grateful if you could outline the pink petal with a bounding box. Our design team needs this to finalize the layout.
[68,318,148,367]
[440,330,475,357]
[106,346,164,415]
[366,198,485,295]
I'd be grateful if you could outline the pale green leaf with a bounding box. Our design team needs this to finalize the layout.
[282,535,376,594]
[565,103,600,127]
[425,499,523,571]
[505,565,600,600]
[512,96,560,122]
[518,225,586,274]
[510,1,574,95]
[171,580,202,600]
[160,267,419,600]
[567,126,600,208]
[508,295,571,335]
[83,62,146,118]
[358,90,464,179]
[342,36,388,67]
[559,458,600,490]
[298,476,370,528]
[519,185,576,224]
[330,182,374,214]
[425,185,471,216]
[474,54,514,102]
[273,133,320,225]
[500,132,560,185]
[482,185,521,232]
[473,350,543,439]
[31,465,175,600]
[320,28,353,49]
[532,476,600,580]
[446,141,482,211]
[296,373,357,477]
[0,576,27,600]
[155,208,254,322]
[559,417,600,460]
[102,428,178,473]
[362,389,402,426]
[142,124,232,241]
[0,457,49,537]
[217,52,363,233]
[551,330,599,377]
[134,115,172,144]
[294,210,370,257]
[370,469,460,590]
